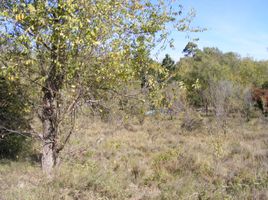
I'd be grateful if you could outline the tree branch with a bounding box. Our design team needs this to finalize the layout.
[56,115,76,153]
[0,126,42,140]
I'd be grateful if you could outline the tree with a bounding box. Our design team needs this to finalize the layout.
[182,41,198,57]
[155,53,178,85]
[178,47,231,106]
[161,54,175,72]
[0,0,195,174]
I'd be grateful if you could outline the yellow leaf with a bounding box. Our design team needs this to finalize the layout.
[28,4,36,13]
[93,41,100,45]
[16,13,25,21]
[15,14,19,21]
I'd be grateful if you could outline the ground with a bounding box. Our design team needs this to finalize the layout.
[1,114,268,200]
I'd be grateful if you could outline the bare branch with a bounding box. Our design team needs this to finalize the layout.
[56,114,76,153]
[57,87,83,126]
[0,126,42,140]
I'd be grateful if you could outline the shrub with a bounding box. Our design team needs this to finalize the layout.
[261,81,268,89]
[181,109,203,131]
[0,76,32,159]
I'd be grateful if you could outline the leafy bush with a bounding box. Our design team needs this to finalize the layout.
[0,76,32,159]
[261,81,268,89]
[177,47,268,111]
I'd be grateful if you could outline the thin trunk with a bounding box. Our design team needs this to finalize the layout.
[41,84,58,175]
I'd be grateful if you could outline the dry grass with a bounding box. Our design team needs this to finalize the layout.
[1,114,268,200]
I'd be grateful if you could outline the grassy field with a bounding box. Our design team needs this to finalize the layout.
[1,114,268,200]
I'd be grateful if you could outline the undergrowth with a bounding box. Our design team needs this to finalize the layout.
[1,115,268,199]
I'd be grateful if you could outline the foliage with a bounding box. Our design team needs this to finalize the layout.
[0,0,192,94]
[161,54,175,72]
[182,41,199,57]
[261,81,268,89]
[177,47,268,108]
[156,54,176,83]
[0,76,32,159]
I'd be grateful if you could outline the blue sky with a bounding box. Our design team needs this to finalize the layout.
[156,0,268,62]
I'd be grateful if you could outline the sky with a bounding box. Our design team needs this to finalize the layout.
[156,0,268,62]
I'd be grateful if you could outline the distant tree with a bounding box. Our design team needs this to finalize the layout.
[156,54,176,83]
[182,42,198,57]
[178,47,230,106]
[161,54,175,71]
[178,46,268,108]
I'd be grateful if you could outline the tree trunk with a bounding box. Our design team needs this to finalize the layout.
[41,79,60,175]
[40,24,66,174]
[42,137,56,175]
[40,69,72,175]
